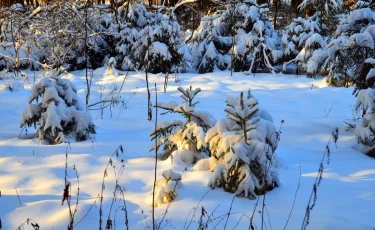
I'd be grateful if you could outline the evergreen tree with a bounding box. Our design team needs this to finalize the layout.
[354,85,375,157]
[150,86,214,163]
[281,15,325,63]
[190,0,280,73]
[298,0,342,19]
[116,4,187,73]
[294,33,327,77]
[20,68,96,144]
[115,3,149,71]
[204,90,280,198]
[190,15,229,73]
[324,3,375,87]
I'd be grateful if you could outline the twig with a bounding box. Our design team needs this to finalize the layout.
[224,195,236,230]
[99,146,124,230]
[74,198,98,227]
[105,157,126,230]
[264,205,272,230]
[232,213,247,230]
[68,165,80,230]
[15,188,21,205]
[343,120,355,128]
[17,126,26,138]
[184,188,213,230]
[283,161,302,230]
[206,204,221,229]
[261,187,266,230]
[301,128,339,230]
[118,186,129,230]
[323,103,334,118]
[152,83,158,230]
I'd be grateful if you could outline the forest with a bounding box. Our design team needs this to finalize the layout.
[0,0,374,229]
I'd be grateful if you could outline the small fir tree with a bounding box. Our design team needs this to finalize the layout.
[203,90,280,198]
[150,86,214,163]
[20,69,96,144]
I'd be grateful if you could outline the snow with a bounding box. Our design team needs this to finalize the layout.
[150,42,171,60]
[355,88,375,113]
[42,87,60,105]
[351,32,374,49]
[162,169,181,181]
[43,101,63,136]
[6,79,22,92]
[0,69,374,229]
[305,33,326,48]
[335,8,375,36]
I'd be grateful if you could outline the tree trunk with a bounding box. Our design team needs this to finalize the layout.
[273,0,279,29]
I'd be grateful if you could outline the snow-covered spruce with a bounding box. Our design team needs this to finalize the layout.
[281,15,325,63]
[284,33,327,77]
[355,88,375,149]
[298,0,342,17]
[202,90,280,199]
[20,70,95,144]
[115,4,147,71]
[116,4,188,73]
[150,86,214,164]
[189,0,280,73]
[324,4,375,87]
[150,86,214,206]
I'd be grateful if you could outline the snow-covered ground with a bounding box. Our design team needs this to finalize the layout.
[0,69,374,229]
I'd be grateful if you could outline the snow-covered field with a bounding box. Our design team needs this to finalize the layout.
[0,69,374,229]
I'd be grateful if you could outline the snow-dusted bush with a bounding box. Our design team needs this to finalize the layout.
[154,169,181,207]
[104,57,118,76]
[202,90,280,198]
[189,0,280,73]
[243,3,281,73]
[0,3,119,73]
[20,69,96,144]
[37,4,115,71]
[281,15,325,62]
[0,7,46,73]
[6,78,23,91]
[150,86,214,164]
